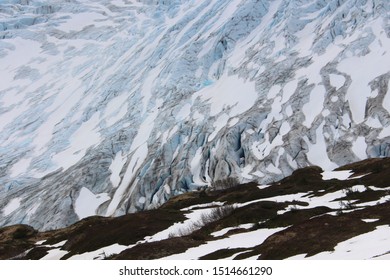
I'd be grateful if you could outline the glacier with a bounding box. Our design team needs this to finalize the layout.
[0,0,389,230]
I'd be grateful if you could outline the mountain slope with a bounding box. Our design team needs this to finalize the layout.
[0,0,390,230]
[1,158,390,260]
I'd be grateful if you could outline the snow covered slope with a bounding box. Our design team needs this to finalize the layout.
[0,0,390,230]
[1,157,390,260]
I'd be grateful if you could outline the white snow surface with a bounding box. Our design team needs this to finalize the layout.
[321,170,353,180]
[69,243,129,260]
[74,187,110,220]
[288,226,390,260]
[2,198,22,216]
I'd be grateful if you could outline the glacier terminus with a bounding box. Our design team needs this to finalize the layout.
[0,0,390,230]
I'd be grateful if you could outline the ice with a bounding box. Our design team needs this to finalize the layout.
[1,0,390,231]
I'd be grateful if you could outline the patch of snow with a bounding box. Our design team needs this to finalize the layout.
[329,74,345,90]
[74,187,110,220]
[9,158,32,178]
[35,240,47,245]
[40,240,68,260]
[69,243,129,260]
[2,198,22,216]
[195,73,257,117]
[378,125,390,139]
[176,103,191,121]
[190,147,205,185]
[362,219,379,223]
[267,85,281,100]
[241,164,254,180]
[52,112,102,171]
[208,113,229,142]
[305,121,338,170]
[211,223,254,237]
[351,185,367,193]
[109,151,126,188]
[285,105,293,117]
[258,185,271,190]
[265,163,282,174]
[55,12,106,32]
[104,97,128,127]
[302,85,326,127]
[252,170,265,178]
[182,202,225,212]
[281,80,297,103]
[148,208,217,242]
[321,170,353,180]
[40,248,69,260]
[160,227,286,260]
[365,116,382,128]
[307,226,390,260]
[338,19,390,124]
